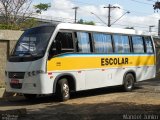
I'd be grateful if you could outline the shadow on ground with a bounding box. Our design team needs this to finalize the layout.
[0,85,142,107]
[21,102,160,120]
[1,101,159,120]
[1,78,159,107]
[138,78,160,86]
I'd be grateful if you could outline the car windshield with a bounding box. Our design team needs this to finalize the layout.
[12,26,55,57]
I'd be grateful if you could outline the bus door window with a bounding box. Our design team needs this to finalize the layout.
[76,32,91,53]
[49,32,74,56]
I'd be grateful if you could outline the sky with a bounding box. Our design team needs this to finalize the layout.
[33,0,160,35]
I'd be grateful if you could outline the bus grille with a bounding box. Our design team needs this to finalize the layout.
[8,72,25,79]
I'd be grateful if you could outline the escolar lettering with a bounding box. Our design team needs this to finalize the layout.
[101,58,128,66]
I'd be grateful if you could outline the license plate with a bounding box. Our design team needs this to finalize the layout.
[11,79,19,84]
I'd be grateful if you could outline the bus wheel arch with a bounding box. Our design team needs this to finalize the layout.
[53,73,76,101]
[123,71,136,92]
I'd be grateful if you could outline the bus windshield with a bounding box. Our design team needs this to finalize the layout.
[12,26,55,57]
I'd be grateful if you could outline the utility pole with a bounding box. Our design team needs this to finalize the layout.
[104,4,120,27]
[72,7,79,23]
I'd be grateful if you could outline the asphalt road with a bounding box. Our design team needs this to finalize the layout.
[0,78,160,120]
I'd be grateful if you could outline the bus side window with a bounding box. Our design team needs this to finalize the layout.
[76,32,91,53]
[132,36,145,53]
[113,34,130,53]
[144,37,154,53]
[93,33,113,53]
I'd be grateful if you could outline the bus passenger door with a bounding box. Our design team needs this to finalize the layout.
[75,31,106,89]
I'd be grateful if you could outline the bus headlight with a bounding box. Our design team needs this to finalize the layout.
[27,70,44,77]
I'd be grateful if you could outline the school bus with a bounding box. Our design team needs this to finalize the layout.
[5,23,156,101]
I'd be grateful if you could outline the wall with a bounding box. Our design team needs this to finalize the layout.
[0,30,23,87]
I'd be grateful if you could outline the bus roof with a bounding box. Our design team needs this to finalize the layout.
[55,23,150,36]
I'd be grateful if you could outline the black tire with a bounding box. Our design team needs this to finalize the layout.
[123,73,135,92]
[24,94,37,100]
[56,78,70,101]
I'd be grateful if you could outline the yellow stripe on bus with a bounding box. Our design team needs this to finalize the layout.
[47,55,155,71]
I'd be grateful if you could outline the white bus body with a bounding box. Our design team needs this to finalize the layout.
[5,23,156,101]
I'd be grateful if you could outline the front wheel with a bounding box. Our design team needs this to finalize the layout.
[123,73,135,92]
[56,78,70,101]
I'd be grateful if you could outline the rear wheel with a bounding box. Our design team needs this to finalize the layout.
[123,73,135,92]
[24,94,37,100]
[56,78,70,101]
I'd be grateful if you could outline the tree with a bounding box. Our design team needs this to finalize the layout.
[153,2,160,12]
[0,1,51,30]
[34,3,51,14]
[77,19,84,24]
[77,19,95,25]
[0,0,33,25]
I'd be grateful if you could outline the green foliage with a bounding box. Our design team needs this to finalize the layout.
[19,18,39,30]
[85,21,95,25]
[34,3,51,14]
[77,19,95,25]
[0,24,20,30]
[0,18,39,30]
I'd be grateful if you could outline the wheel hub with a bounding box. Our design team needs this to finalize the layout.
[63,83,69,97]
[126,79,132,89]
